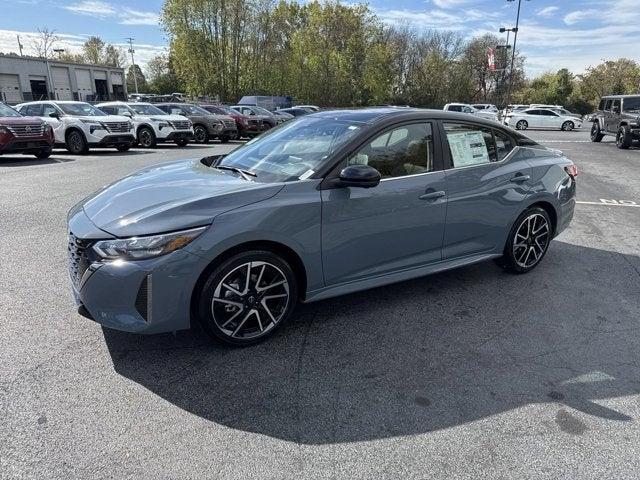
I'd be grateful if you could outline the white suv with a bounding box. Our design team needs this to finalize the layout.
[16,101,135,154]
[443,103,499,122]
[97,102,194,148]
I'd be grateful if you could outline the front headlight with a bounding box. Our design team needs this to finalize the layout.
[81,119,105,128]
[92,226,207,261]
[43,124,53,134]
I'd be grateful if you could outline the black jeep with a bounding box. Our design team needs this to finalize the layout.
[590,95,640,149]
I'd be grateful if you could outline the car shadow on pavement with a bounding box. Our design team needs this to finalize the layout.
[103,241,640,444]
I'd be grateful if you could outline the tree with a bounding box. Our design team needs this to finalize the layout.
[146,54,183,94]
[32,28,59,59]
[126,64,148,92]
[82,36,105,65]
[104,45,126,68]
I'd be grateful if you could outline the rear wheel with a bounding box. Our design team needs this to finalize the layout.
[137,126,156,148]
[561,121,574,131]
[197,251,298,346]
[616,126,632,149]
[194,125,209,144]
[34,149,51,159]
[496,207,552,274]
[516,120,528,130]
[66,130,88,154]
[590,122,604,142]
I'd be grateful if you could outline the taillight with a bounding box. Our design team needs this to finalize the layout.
[565,164,578,178]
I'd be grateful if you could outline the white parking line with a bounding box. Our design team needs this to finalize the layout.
[539,140,591,143]
[577,200,640,208]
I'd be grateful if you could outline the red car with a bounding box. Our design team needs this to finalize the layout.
[200,104,265,139]
[0,102,54,159]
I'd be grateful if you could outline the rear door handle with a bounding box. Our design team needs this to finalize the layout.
[511,174,530,183]
[419,190,446,201]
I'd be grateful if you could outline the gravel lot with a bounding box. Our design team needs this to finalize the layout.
[2,128,640,479]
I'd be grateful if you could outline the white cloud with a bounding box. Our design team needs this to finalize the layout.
[377,8,502,30]
[537,6,559,18]
[64,1,159,26]
[432,0,474,9]
[564,9,599,25]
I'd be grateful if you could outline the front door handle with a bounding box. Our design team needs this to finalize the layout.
[511,174,531,183]
[419,190,446,201]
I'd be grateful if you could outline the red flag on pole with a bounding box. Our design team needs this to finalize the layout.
[487,48,496,71]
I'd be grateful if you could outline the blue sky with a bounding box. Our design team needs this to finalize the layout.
[2,0,639,76]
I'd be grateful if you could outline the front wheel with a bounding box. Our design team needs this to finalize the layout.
[496,207,552,274]
[516,120,528,130]
[197,251,298,346]
[193,125,209,144]
[590,122,604,142]
[616,126,632,149]
[66,130,88,154]
[35,149,52,159]
[137,126,156,148]
[561,121,574,131]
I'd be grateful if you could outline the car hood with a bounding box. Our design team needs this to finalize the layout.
[0,116,44,125]
[75,115,131,123]
[80,159,284,237]
[134,114,186,123]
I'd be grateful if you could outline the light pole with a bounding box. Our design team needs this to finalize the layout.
[53,48,65,59]
[504,0,529,107]
[126,37,139,94]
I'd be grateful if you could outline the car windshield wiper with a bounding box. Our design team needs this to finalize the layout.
[215,165,257,181]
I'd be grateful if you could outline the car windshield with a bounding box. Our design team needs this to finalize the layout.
[0,103,21,117]
[60,103,107,116]
[623,97,640,111]
[217,116,363,183]
[252,106,273,116]
[130,103,166,115]
[182,104,211,116]
[217,105,239,115]
[203,106,226,115]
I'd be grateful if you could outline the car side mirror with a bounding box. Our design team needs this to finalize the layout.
[122,111,133,118]
[339,165,381,188]
[49,112,60,119]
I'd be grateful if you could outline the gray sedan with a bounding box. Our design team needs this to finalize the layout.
[67,108,576,345]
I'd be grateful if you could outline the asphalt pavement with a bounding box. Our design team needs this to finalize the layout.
[1,129,640,479]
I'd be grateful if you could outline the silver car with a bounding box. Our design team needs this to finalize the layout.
[68,108,576,345]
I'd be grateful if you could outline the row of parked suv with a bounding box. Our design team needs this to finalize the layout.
[0,99,302,157]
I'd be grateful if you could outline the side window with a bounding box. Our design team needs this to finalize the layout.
[527,110,540,115]
[448,105,462,112]
[604,99,612,111]
[100,106,114,114]
[611,99,620,111]
[493,129,515,161]
[348,123,434,179]
[24,104,43,116]
[42,104,58,117]
[444,123,497,167]
[157,105,170,113]
[170,107,183,115]
[598,99,605,110]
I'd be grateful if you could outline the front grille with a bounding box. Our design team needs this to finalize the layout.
[7,124,45,137]
[223,119,236,129]
[247,119,260,126]
[103,122,131,133]
[9,140,49,150]
[68,233,92,288]
[172,120,191,130]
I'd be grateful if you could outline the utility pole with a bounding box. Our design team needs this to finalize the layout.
[505,0,528,107]
[126,37,139,94]
[16,35,24,56]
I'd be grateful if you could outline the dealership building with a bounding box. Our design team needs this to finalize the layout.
[0,54,127,104]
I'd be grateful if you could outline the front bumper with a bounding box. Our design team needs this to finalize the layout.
[162,130,194,142]
[0,137,52,154]
[67,210,207,334]
[88,134,136,147]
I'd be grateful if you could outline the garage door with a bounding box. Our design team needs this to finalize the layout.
[76,69,93,101]
[93,70,107,80]
[51,67,73,100]
[110,72,123,85]
[0,74,22,103]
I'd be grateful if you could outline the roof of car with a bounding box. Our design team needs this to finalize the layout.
[601,94,640,99]
[308,107,502,126]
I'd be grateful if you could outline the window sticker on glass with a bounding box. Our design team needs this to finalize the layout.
[298,169,315,180]
[447,131,490,167]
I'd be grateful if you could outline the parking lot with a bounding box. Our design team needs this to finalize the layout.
[2,128,640,479]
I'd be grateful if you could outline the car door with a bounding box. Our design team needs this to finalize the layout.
[602,99,613,132]
[40,103,65,142]
[608,99,621,132]
[524,110,542,128]
[440,121,532,259]
[541,109,560,128]
[321,121,447,285]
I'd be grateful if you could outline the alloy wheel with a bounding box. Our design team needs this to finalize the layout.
[68,132,84,153]
[512,213,550,269]
[211,261,290,340]
[562,121,574,131]
[516,120,527,130]
[194,126,207,143]
[139,128,153,147]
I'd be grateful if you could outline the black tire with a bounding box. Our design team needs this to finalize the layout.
[561,121,574,131]
[34,149,52,159]
[616,126,632,149]
[495,206,553,274]
[175,139,189,147]
[116,145,131,152]
[66,130,88,155]
[590,122,604,142]
[516,120,528,130]
[219,135,230,143]
[193,125,209,144]
[197,250,298,346]
[137,126,157,148]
